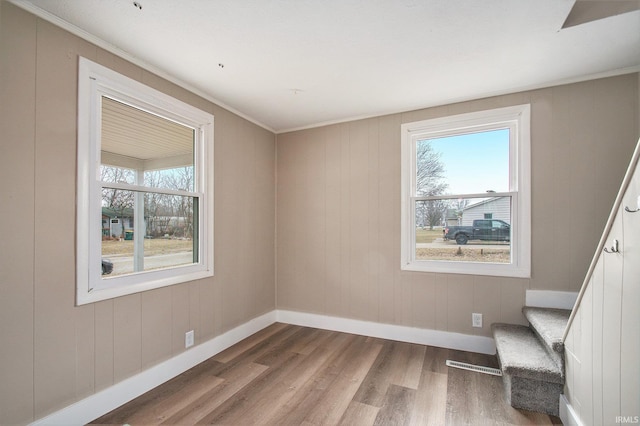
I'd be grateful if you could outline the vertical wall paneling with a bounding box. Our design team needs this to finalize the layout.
[141,288,173,369]
[255,127,277,315]
[591,258,605,426]
[377,114,402,324]
[302,127,326,313]
[171,285,190,355]
[276,75,638,338]
[473,276,502,337]
[0,5,277,422]
[275,132,297,309]
[2,1,638,422]
[94,300,115,392]
[577,280,593,426]
[549,85,575,291]
[0,3,36,424]
[446,275,474,335]
[411,273,436,330]
[33,19,81,419]
[348,120,370,320]
[601,211,623,424]
[113,295,142,383]
[339,123,352,316]
[529,90,556,292]
[325,125,343,317]
[368,119,381,321]
[620,172,640,420]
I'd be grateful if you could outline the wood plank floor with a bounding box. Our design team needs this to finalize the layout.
[90,323,562,425]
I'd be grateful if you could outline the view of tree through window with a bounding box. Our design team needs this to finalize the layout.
[100,97,198,277]
[413,129,511,264]
[77,57,214,304]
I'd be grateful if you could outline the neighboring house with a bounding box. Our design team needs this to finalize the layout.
[444,208,461,226]
[461,196,510,226]
[101,207,134,238]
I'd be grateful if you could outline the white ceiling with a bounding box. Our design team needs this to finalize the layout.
[14,0,640,133]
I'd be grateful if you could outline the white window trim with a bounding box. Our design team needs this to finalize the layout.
[77,57,214,305]
[400,104,531,278]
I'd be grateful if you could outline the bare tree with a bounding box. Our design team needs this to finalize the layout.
[425,199,447,230]
[416,140,447,197]
[143,167,195,238]
[415,140,448,229]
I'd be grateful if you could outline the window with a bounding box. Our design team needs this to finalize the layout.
[401,105,530,277]
[77,57,214,305]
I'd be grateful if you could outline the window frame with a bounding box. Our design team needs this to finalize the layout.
[77,57,214,305]
[400,104,531,278]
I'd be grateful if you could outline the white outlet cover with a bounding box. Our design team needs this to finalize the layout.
[472,313,483,328]
[185,330,194,348]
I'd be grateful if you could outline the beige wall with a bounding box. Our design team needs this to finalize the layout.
[0,3,275,424]
[2,1,639,424]
[276,74,639,335]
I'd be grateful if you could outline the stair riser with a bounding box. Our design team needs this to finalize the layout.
[503,373,562,416]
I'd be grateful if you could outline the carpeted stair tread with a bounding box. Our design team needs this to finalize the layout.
[492,323,564,384]
[522,307,570,353]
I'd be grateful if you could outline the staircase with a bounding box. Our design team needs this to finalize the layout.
[491,307,571,416]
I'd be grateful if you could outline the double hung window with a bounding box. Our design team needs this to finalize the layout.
[77,58,214,305]
[401,105,530,277]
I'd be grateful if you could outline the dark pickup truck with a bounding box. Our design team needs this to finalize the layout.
[443,219,510,245]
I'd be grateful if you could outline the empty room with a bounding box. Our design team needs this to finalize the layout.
[1,0,639,425]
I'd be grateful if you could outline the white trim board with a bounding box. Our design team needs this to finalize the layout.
[30,311,277,426]
[31,310,495,425]
[560,394,584,426]
[525,290,578,310]
[276,310,496,355]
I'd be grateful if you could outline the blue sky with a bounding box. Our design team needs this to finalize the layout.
[423,128,510,195]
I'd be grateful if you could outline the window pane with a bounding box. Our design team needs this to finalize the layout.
[144,167,194,192]
[100,96,195,191]
[101,189,198,277]
[415,196,511,264]
[100,164,136,185]
[417,128,509,196]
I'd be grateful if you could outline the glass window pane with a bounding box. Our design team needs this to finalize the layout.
[101,189,198,277]
[417,128,509,196]
[144,167,194,192]
[415,196,511,264]
[100,164,136,185]
[100,96,195,191]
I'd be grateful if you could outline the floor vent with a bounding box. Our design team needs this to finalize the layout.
[446,360,503,376]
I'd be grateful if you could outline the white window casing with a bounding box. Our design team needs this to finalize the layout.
[400,104,531,278]
[77,57,214,305]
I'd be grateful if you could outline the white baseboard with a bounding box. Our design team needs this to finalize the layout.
[276,310,496,355]
[32,309,496,425]
[31,311,277,426]
[559,394,584,426]
[526,290,578,310]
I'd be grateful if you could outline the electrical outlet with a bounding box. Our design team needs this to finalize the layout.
[472,313,483,328]
[185,330,194,348]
